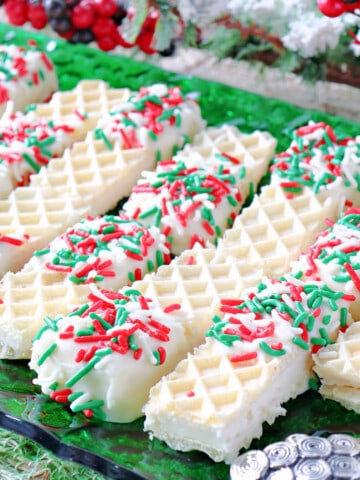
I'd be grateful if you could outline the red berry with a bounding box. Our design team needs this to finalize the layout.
[71,2,95,29]
[58,29,75,40]
[27,4,48,30]
[97,34,117,51]
[5,0,28,26]
[93,0,117,17]
[92,16,117,37]
[317,0,346,17]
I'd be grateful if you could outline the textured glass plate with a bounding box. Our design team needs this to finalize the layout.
[0,23,360,480]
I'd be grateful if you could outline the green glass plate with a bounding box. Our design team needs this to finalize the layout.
[0,23,360,480]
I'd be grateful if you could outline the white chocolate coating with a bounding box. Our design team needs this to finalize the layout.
[30,287,192,423]
[0,44,57,116]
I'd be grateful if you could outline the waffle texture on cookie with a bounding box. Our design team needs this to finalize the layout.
[143,209,358,464]
[0,84,204,279]
[29,122,360,425]
[0,125,273,359]
[123,125,276,254]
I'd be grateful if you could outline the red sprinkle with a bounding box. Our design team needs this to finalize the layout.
[0,234,24,246]
[163,303,181,313]
[344,262,360,292]
[157,346,166,365]
[230,351,258,363]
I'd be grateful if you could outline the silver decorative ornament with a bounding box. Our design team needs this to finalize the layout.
[230,450,269,480]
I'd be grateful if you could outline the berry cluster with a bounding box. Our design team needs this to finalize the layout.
[2,0,176,54]
[317,0,360,17]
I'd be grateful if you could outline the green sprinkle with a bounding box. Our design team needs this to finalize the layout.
[49,381,59,391]
[139,206,159,219]
[340,307,348,327]
[217,333,240,347]
[310,337,327,346]
[65,357,101,388]
[121,116,137,127]
[72,399,104,413]
[68,391,83,402]
[94,128,113,150]
[25,104,37,113]
[34,248,50,257]
[292,336,309,350]
[37,342,57,366]
[259,341,286,356]
[156,109,175,122]
[293,311,308,328]
[69,275,86,284]
[156,249,164,267]
[154,208,162,228]
[319,327,331,345]
[76,327,95,336]
[226,195,238,207]
[69,304,89,317]
[172,144,179,156]
[44,316,59,331]
[89,313,113,331]
[128,334,138,350]
[123,288,141,297]
[148,130,158,141]
[153,350,161,366]
[147,259,155,272]
[212,315,223,324]
[94,347,113,357]
[115,307,129,326]
[332,274,350,283]
[175,113,181,127]
[22,153,41,173]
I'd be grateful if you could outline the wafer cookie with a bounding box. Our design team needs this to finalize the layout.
[141,124,360,459]
[27,80,131,142]
[123,125,276,254]
[143,210,358,464]
[0,44,57,116]
[0,125,272,358]
[0,216,170,359]
[313,316,360,412]
[30,121,360,423]
[28,124,277,415]
[0,112,85,198]
[0,81,131,198]
[0,84,204,277]
[287,207,360,318]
